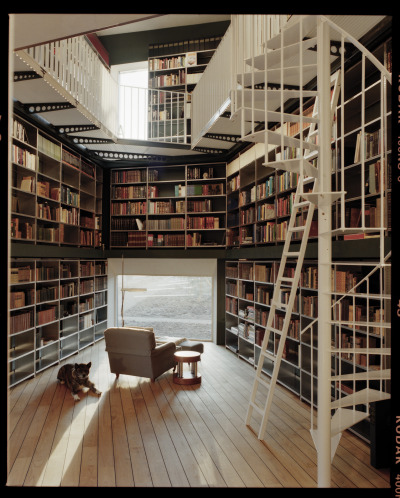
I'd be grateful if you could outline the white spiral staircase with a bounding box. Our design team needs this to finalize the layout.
[230,14,391,487]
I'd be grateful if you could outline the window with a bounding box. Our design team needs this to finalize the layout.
[115,62,148,140]
[116,275,212,341]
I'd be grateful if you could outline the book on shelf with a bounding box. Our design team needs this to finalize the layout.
[20,176,35,193]
[12,145,36,170]
[354,130,381,163]
[186,52,197,66]
[38,134,61,161]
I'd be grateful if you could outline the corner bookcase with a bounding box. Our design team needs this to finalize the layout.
[9,258,108,387]
[225,257,391,443]
[110,162,227,249]
[11,114,103,248]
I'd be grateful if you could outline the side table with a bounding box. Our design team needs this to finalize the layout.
[173,351,201,385]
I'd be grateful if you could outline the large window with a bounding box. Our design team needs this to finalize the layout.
[116,275,212,341]
[116,62,148,140]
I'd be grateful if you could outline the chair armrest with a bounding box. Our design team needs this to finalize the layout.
[152,342,176,357]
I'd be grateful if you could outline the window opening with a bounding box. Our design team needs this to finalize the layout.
[117,275,212,341]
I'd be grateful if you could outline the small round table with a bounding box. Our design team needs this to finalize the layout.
[173,351,201,385]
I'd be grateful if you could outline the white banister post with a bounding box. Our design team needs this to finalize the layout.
[317,16,332,488]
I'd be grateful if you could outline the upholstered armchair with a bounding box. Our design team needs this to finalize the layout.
[104,327,176,382]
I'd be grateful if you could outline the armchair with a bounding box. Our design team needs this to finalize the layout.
[104,327,176,382]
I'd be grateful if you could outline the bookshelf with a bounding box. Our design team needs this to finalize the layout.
[11,114,103,248]
[225,258,391,443]
[332,37,392,240]
[9,258,108,387]
[226,36,391,249]
[226,149,317,248]
[148,36,222,143]
[110,162,226,249]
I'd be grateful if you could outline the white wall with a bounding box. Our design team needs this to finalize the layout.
[107,258,218,342]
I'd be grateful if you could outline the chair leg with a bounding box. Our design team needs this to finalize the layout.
[116,373,119,378]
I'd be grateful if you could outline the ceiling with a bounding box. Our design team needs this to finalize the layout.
[10,14,390,168]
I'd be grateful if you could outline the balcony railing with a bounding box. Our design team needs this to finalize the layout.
[17,35,119,137]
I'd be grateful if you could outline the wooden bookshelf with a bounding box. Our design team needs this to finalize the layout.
[9,258,108,387]
[11,114,103,248]
[110,162,226,249]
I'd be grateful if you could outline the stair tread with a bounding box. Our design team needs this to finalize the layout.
[331,388,390,409]
[331,347,391,354]
[233,107,319,124]
[331,369,391,381]
[266,15,318,50]
[243,129,319,151]
[331,407,369,436]
[262,158,319,178]
[245,37,318,70]
[238,64,318,87]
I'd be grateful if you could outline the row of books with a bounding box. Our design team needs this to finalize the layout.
[239,187,256,206]
[80,262,95,277]
[301,266,318,289]
[149,70,186,88]
[111,217,144,231]
[61,186,80,207]
[112,169,147,184]
[36,306,57,326]
[147,218,185,230]
[275,192,295,217]
[354,129,381,163]
[10,309,35,334]
[187,216,221,229]
[149,54,188,71]
[227,174,240,194]
[10,266,35,284]
[36,286,59,302]
[13,119,30,143]
[80,280,94,294]
[10,289,35,309]
[79,297,94,313]
[240,207,256,225]
[112,185,147,199]
[187,167,216,180]
[11,218,34,240]
[38,134,61,161]
[226,296,238,314]
[148,36,222,57]
[147,233,186,247]
[95,293,107,307]
[111,201,147,215]
[12,145,36,170]
[301,295,318,318]
[61,282,78,298]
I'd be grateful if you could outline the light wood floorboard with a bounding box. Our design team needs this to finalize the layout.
[7,340,391,488]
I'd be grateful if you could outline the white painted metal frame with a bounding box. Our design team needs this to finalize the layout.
[16,36,119,137]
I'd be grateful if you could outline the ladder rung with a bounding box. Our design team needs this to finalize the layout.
[279,276,294,282]
[249,401,265,415]
[260,350,276,362]
[266,326,284,335]
[271,299,288,310]
[293,200,310,208]
[283,251,300,257]
[290,226,306,232]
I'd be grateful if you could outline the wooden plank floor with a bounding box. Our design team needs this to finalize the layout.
[7,340,391,488]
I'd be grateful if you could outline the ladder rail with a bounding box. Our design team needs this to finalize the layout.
[246,175,318,438]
